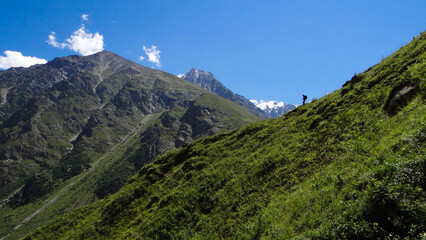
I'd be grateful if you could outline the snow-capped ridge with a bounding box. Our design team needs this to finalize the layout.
[250,100,286,111]
[250,99,296,118]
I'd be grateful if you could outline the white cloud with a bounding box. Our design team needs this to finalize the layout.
[138,56,144,61]
[66,25,104,55]
[177,74,184,78]
[81,13,89,21]
[142,45,161,67]
[0,50,47,69]
[47,24,104,56]
[47,32,67,48]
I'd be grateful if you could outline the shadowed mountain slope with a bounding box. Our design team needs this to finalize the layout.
[24,33,425,239]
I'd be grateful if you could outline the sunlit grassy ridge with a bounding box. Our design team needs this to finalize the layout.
[26,32,425,239]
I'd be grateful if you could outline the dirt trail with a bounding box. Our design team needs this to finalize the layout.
[93,57,109,93]
[2,114,154,239]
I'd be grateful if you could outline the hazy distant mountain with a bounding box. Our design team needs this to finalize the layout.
[250,99,296,118]
[181,68,268,118]
[0,51,260,239]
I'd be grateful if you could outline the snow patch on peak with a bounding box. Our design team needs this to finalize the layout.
[177,74,184,78]
[250,99,285,111]
[249,99,258,105]
[250,99,297,118]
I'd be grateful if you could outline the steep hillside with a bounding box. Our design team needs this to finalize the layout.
[24,32,426,239]
[0,52,260,239]
[182,68,268,118]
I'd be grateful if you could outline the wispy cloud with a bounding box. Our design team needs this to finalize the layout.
[138,56,144,61]
[81,13,89,21]
[47,32,66,48]
[142,45,161,67]
[0,50,47,69]
[47,24,104,56]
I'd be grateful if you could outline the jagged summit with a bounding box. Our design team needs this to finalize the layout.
[182,68,268,118]
[85,50,139,65]
[183,68,215,85]
[49,50,147,70]
[182,68,229,93]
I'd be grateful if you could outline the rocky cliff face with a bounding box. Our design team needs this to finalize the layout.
[181,68,268,118]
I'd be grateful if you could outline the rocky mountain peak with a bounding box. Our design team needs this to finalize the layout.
[85,50,125,62]
[183,68,215,85]
[181,68,268,118]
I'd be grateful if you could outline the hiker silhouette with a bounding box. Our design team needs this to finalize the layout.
[302,94,307,105]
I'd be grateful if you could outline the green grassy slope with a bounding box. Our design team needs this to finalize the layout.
[25,32,425,239]
[194,93,261,128]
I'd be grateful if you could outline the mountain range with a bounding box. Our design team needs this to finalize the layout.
[20,32,426,239]
[0,51,260,239]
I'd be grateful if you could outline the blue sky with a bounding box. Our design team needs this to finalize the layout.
[1,1,425,104]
